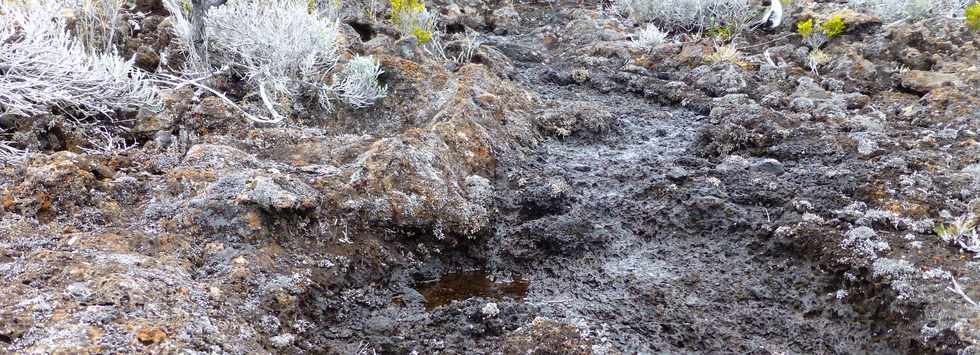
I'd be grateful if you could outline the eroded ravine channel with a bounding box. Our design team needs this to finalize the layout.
[392,3,901,352]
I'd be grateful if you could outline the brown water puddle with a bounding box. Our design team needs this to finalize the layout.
[415,270,529,310]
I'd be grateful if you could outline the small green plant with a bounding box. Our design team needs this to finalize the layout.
[797,16,846,48]
[704,44,741,65]
[390,0,423,15]
[412,27,432,44]
[967,2,980,31]
[935,214,980,255]
[806,48,830,73]
[706,25,734,42]
[821,15,846,39]
[796,18,814,38]
[935,216,976,243]
[390,0,433,44]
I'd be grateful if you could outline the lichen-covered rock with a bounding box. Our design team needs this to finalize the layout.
[144,146,319,239]
[8,152,113,219]
[315,59,539,241]
[696,94,783,158]
[691,63,750,97]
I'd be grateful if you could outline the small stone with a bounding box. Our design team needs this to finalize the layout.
[802,213,825,224]
[0,113,17,129]
[208,286,223,300]
[826,8,879,29]
[481,302,500,318]
[666,167,690,181]
[850,132,879,156]
[842,92,870,109]
[269,333,295,348]
[717,155,750,172]
[491,5,519,35]
[133,107,172,135]
[396,37,418,60]
[153,131,173,150]
[751,159,784,175]
[137,328,166,346]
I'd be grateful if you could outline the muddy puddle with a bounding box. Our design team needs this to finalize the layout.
[415,270,529,310]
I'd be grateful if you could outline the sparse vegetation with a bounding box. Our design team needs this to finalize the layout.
[821,15,847,38]
[0,0,161,162]
[616,0,754,34]
[631,23,669,52]
[796,15,845,73]
[797,18,815,38]
[71,0,127,53]
[390,0,435,44]
[0,139,27,163]
[706,25,735,42]
[797,16,846,48]
[967,2,980,31]
[164,0,385,122]
[704,44,741,64]
[0,1,157,119]
[4,0,980,352]
[806,48,831,73]
[334,56,387,109]
[935,214,980,254]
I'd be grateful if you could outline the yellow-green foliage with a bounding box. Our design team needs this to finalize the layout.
[706,26,734,42]
[797,19,814,38]
[967,2,980,31]
[412,27,432,44]
[390,0,424,17]
[704,44,740,65]
[821,15,846,39]
[308,0,316,14]
[797,16,846,48]
[390,0,432,44]
[798,17,846,40]
[935,219,976,241]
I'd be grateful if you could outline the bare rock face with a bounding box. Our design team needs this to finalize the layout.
[899,70,961,94]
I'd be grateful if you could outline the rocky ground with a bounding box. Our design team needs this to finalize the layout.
[3,0,980,353]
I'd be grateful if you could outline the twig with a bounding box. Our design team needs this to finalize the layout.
[153,73,280,124]
[257,81,286,123]
[740,33,794,51]
[947,277,979,308]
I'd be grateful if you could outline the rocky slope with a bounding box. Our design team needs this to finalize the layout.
[2,0,980,353]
